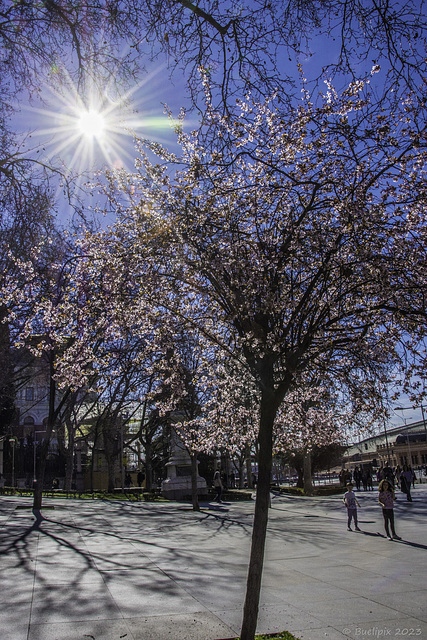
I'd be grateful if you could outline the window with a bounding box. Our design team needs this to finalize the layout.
[25,387,34,401]
[38,386,48,400]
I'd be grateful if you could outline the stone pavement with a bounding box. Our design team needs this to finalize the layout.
[0,483,426,640]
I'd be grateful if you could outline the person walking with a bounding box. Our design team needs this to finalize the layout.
[361,468,368,491]
[366,468,374,491]
[213,470,223,503]
[353,466,362,491]
[395,464,401,482]
[400,465,413,502]
[382,464,394,486]
[378,479,401,541]
[343,483,361,531]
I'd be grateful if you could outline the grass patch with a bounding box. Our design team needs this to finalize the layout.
[278,487,305,496]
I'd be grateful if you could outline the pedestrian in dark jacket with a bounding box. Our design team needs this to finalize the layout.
[400,466,413,502]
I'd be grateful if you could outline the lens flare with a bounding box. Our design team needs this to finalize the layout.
[12,60,187,217]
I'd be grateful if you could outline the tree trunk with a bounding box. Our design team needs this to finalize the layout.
[191,452,200,511]
[303,450,313,495]
[240,394,275,640]
[90,453,94,492]
[64,442,74,491]
[33,436,49,512]
[239,457,245,489]
[296,464,304,488]
[245,444,253,488]
[106,453,116,493]
[145,437,153,491]
[64,419,76,491]
[90,438,98,492]
[33,353,56,514]
[0,312,16,434]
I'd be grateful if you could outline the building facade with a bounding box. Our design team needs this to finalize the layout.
[346,420,427,472]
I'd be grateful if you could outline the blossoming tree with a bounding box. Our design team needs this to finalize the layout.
[93,67,427,639]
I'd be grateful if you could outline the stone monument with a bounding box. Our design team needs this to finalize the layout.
[162,428,207,500]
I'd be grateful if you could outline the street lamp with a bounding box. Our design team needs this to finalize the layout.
[120,420,124,492]
[10,436,18,488]
[420,404,427,439]
[395,404,427,482]
[394,404,427,434]
[121,413,129,492]
[394,406,420,470]
[382,417,391,465]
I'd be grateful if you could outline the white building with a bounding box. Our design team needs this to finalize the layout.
[345,420,427,469]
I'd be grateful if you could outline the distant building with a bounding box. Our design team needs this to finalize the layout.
[15,372,50,441]
[10,340,63,441]
[346,420,427,470]
[1,344,145,490]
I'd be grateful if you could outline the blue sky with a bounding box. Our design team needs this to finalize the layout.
[10,59,192,222]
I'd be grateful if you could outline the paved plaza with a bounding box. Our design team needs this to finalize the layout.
[0,484,426,640]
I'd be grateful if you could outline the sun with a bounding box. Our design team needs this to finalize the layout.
[14,61,184,213]
[77,109,107,140]
[28,68,174,176]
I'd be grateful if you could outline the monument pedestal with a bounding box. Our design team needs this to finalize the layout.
[162,430,207,500]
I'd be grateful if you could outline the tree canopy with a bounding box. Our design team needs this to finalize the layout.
[2,2,427,639]
[59,71,426,638]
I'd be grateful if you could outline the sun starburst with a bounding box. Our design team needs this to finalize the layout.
[77,109,106,139]
[19,63,177,184]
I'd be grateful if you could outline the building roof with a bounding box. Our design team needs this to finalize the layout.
[346,420,427,458]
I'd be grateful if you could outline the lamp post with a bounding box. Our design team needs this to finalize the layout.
[420,404,427,438]
[382,417,391,465]
[121,413,129,492]
[120,420,124,492]
[10,436,18,488]
[394,404,426,430]
[394,406,420,472]
[74,438,83,491]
